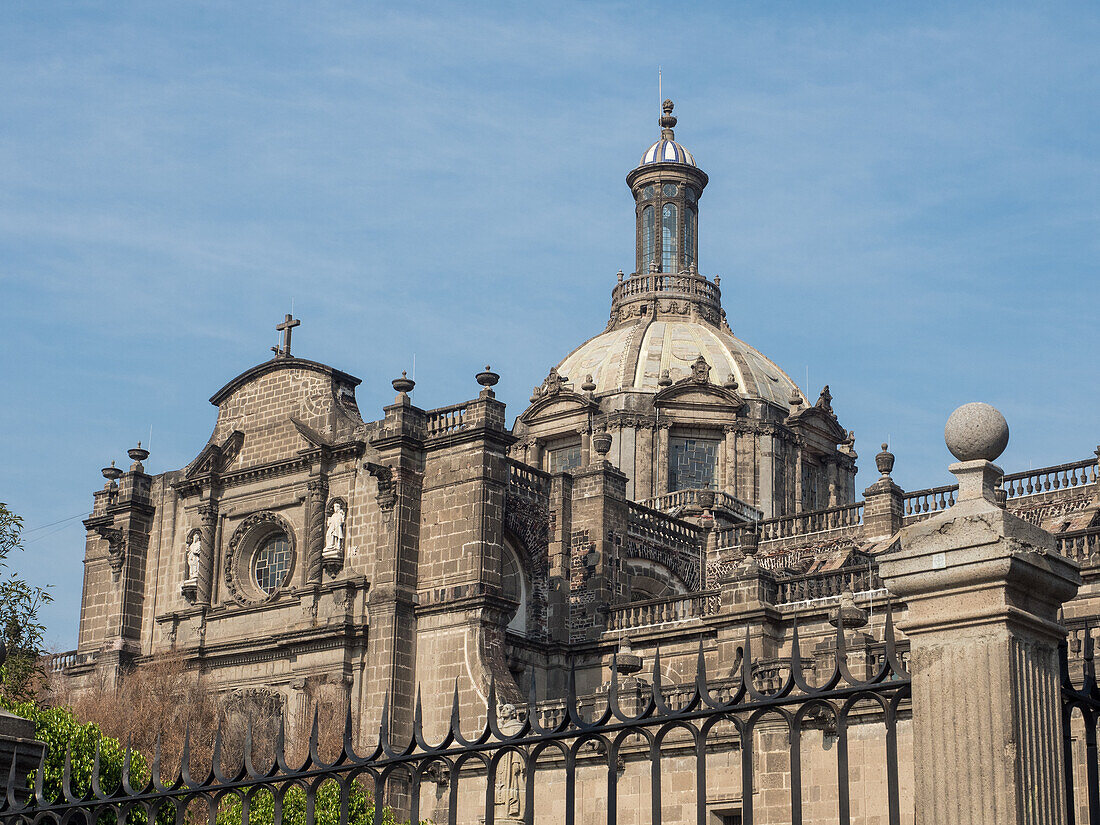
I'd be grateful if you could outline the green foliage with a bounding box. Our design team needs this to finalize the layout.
[0,698,149,801]
[0,502,53,701]
[215,780,401,825]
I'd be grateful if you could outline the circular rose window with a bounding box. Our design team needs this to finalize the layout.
[252,533,292,595]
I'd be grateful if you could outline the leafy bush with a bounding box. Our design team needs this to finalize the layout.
[0,698,148,802]
[215,780,400,825]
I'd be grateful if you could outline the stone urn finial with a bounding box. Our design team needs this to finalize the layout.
[876,443,895,478]
[476,365,499,389]
[592,430,613,459]
[392,370,415,394]
[581,374,596,393]
[128,442,149,472]
[657,369,673,388]
[101,460,122,487]
[617,637,643,676]
[829,590,868,630]
[616,269,624,283]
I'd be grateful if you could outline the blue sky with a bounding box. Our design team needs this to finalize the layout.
[2,2,1097,650]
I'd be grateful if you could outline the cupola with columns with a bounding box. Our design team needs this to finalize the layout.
[628,99,709,276]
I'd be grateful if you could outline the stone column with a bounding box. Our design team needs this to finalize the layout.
[636,426,655,500]
[197,501,218,606]
[306,476,329,583]
[656,424,671,495]
[723,426,737,497]
[879,404,1080,825]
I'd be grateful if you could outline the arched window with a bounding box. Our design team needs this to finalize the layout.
[501,541,527,634]
[642,205,655,270]
[662,203,678,272]
[684,206,696,267]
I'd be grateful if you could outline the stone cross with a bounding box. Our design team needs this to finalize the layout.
[274,313,300,358]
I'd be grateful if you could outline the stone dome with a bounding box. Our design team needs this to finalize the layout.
[639,138,697,167]
[556,318,802,408]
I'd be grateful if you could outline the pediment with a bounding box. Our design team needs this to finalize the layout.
[788,405,847,442]
[185,430,244,479]
[518,390,599,424]
[654,380,743,410]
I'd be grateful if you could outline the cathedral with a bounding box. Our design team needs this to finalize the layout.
[55,100,1100,822]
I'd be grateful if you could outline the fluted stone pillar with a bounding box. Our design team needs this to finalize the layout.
[879,404,1081,825]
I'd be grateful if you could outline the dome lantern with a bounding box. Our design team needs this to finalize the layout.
[626,100,709,277]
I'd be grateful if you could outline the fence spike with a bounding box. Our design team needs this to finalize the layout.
[33,743,47,807]
[652,646,674,716]
[151,731,166,792]
[62,742,76,802]
[122,737,137,796]
[212,724,229,785]
[449,677,470,745]
[695,639,721,708]
[275,710,291,774]
[834,604,862,686]
[412,683,430,750]
[527,673,548,735]
[90,739,106,800]
[308,703,322,768]
[790,618,816,694]
[883,601,908,678]
[742,625,768,701]
[5,743,22,811]
[344,697,356,761]
[180,721,194,789]
[379,689,397,757]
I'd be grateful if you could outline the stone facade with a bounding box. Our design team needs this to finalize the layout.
[54,101,1100,824]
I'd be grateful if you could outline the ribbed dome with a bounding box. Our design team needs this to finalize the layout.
[639,139,696,167]
[556,319,801,408]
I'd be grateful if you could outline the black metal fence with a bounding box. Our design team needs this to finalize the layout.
[1,612,911,825]
[1063,622,1100,825]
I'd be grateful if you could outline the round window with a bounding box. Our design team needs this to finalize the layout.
[662,183,678,197]
[642,185,655,200]
[252,533,291,595]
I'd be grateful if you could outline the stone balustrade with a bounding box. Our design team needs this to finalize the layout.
[901,484,957,523]
[610,271,722,314]
[424,403,467,436]
[44,649,93,673]
[626,500,700,555]
[1000,456,1099,498]
[774,567,885,608]
[1055,525,1100,565]
[507,459,551,502]
[607,589,720,631]
[638,487,762,523]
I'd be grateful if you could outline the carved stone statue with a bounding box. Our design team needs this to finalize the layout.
[324,501,346,554]
[185,531,202,581]
[495,703,525,822]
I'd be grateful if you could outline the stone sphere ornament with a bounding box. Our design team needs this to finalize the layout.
[944,402,1010,462]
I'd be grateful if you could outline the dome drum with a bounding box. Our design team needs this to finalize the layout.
[611,271,721,319]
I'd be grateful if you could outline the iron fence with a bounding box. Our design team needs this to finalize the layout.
[1063,621,1100,825]
[2,609,911,825]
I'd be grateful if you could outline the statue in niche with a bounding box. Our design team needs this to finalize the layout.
[495,703,525,821]
[324,500,346,555]
[185,531,202,581]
